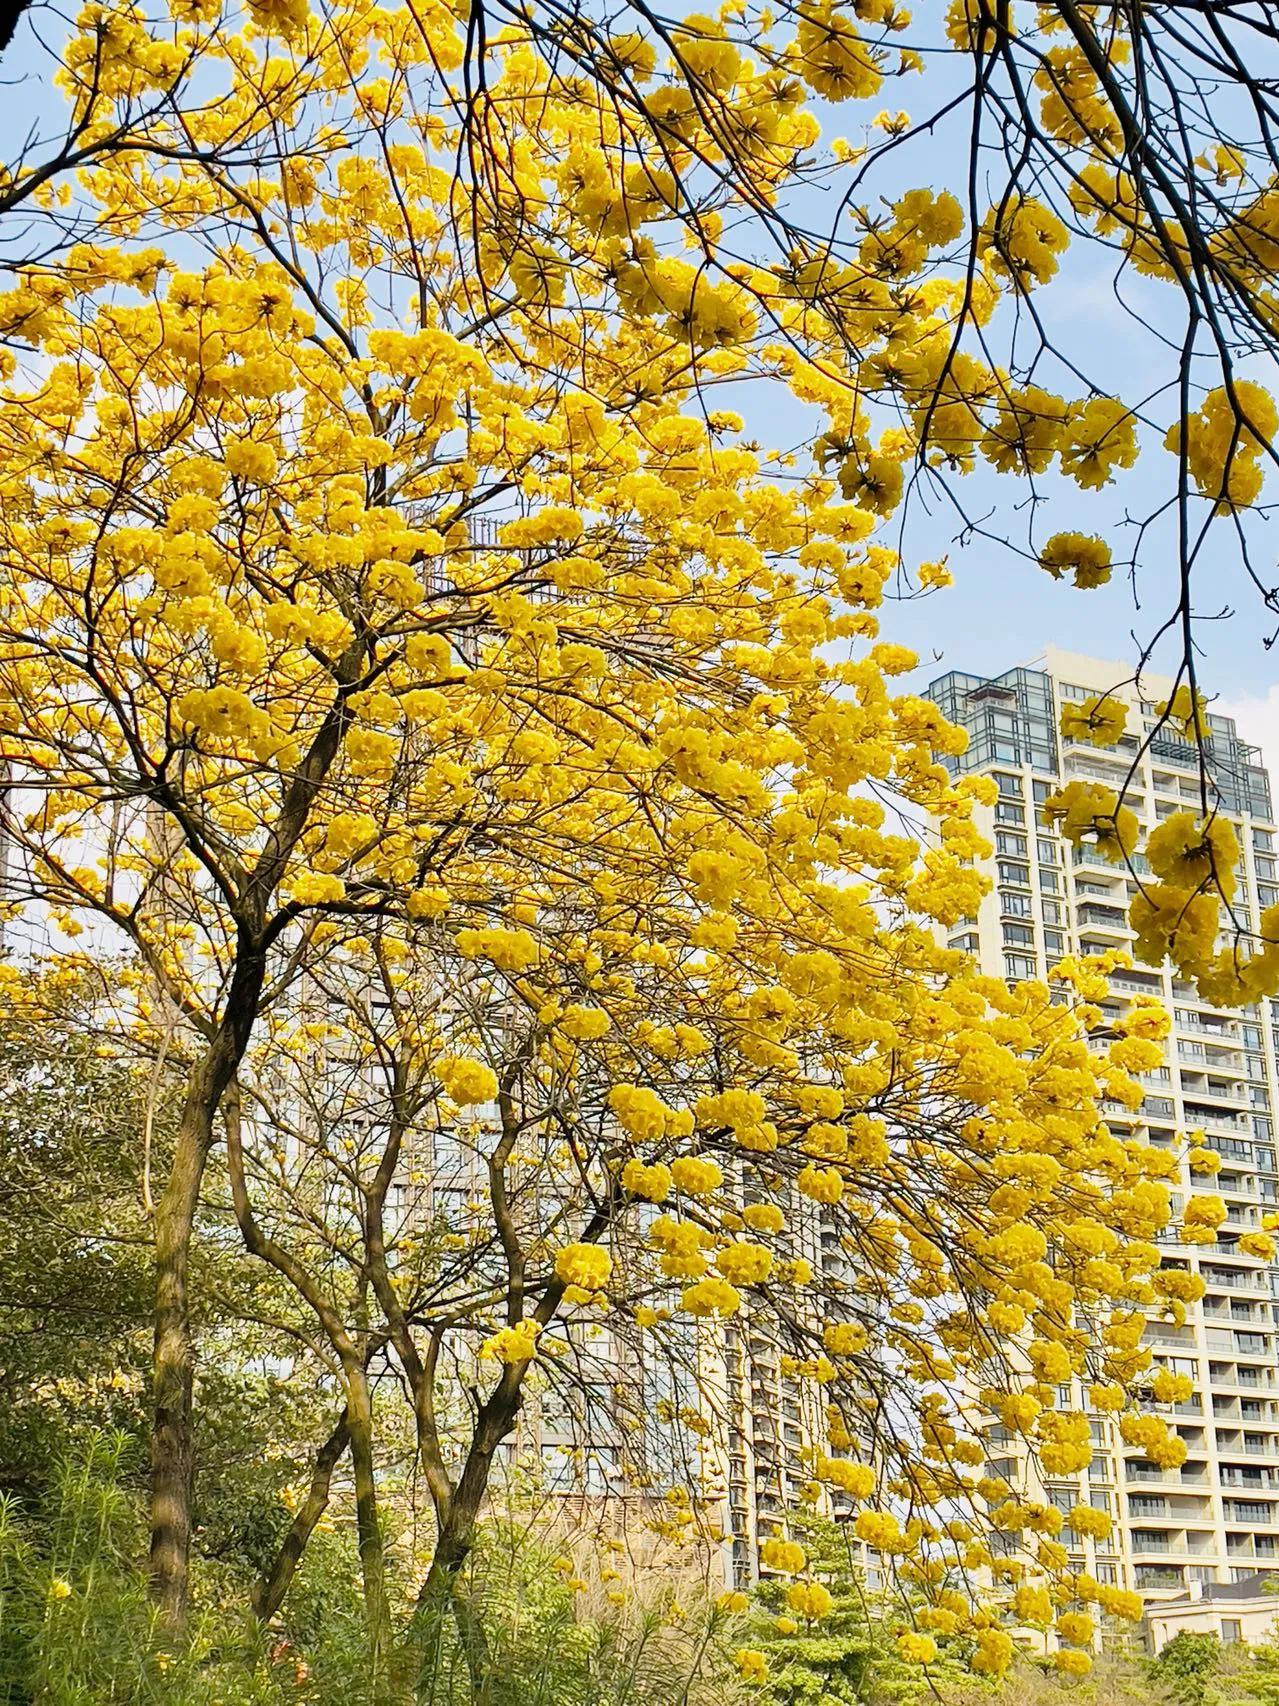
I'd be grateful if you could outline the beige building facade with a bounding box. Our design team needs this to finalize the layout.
[925,647,1279,1606]
[1145,1577,1279,1652]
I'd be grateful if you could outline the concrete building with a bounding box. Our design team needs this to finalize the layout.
[924,647,1279,1606]
[1146,1575,1279,1651]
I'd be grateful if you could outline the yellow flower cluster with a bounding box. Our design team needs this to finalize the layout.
[1042,781,1139,862]
[554,1243,611,1294]
[1059,694,1127,747]
[437,1057,499,1105]
[1165,382,1277,510]
[680,1278,741,1318]
[669,1156,723,1195]
[715,1241,773,1286]
[479,1321,541,1364]
[759,1537,806,1574]
[786,1582,834,1620]
[620,1159,672,1202]
[1038,532,1114,588]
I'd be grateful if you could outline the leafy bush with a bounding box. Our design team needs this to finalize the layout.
[0,1434,369,1706]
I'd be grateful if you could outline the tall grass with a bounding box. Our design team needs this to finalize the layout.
[0,1439,741,1705]
[0,1434,317,1704]
[409,1521,739,1706]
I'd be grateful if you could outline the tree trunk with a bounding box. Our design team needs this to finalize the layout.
[345,1364,392,1683]
[253,1411,349,1622]
[416,1504,491,1703]
[404,1381,524,1703]
[148,945,266,1623]
[149,1097,206,1625]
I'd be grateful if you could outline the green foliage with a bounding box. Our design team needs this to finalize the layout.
[0,1433,375,1706]
[1238,1631,1279,1706]
[0,971,363,1597]
[411,1521,737,1706]
[1149,1633,1225,1706]
[0,975,158,1498]
[0,1438,741,1705]
[750,1514,969,1706]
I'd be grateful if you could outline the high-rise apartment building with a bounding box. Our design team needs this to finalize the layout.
[924,646,1279,1606]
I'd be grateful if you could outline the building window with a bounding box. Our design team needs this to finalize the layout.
[1222,1620,1242,1646]
[1004,953,1037,981]
[1003,923,1034,947]
[995,801,1024,824]
[1044,929,1065,953]
[1037,838,1059,863]
[997,832,1028,857]
[993,772,1023,797]
[1039,869,1060,892]
[1041,898,1063,923]
[999,861,1030,886]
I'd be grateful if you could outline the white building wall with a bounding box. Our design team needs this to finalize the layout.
[926,647,1279,1607]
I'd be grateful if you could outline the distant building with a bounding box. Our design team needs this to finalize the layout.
[925,647,1279,1605]
[1145,1574,1279,1651]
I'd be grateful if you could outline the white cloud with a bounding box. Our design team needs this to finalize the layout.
[1221,685,1279,784]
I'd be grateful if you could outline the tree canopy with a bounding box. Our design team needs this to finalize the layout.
[0,0,1273,1693]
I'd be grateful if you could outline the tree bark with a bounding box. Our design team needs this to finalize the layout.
[149,1098,207,1626]
[345,1367,392,1683]
[404,1373,526,1702]
[149,944,266,1623]
[0,0,32,56]
[253,1411,350,1622]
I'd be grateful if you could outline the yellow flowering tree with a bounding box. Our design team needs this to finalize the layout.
[216,894,1181,1693]
[397,0,1279,997]
[3,2,1278,1022]
[0,0,1260,1665]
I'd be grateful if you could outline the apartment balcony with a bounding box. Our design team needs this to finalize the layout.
[1199,1124,1258,1152]
[1205,1329,1273,1357]
[1135,1565,1187,1590]
[1144,1327,1198,1349]
[1101,1098,1144,1123]
[1127,1496,1215,1519]
[1112,973,1166,996]
[1126,1468,1211,1488]
[1180,1079,1250,1106]
[1179,1012,1243,1037]
[1131,1532,1219,1557]
[1178,1046,1247,1076]
[1225,1440,1279,1457]
[1189,1112,1254,1138]
[1216,1179,1263,1205]
[1068,755,1132,786]
[1074,843,1145,875]
[1077,905,1130,937]
[1227,1539,1279,1560]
